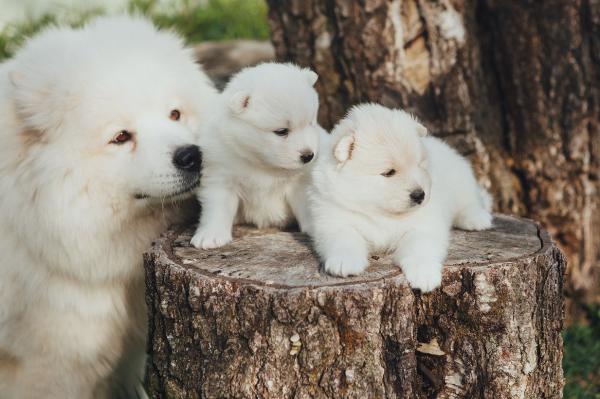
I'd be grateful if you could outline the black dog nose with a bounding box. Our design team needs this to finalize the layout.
[410,189,425,205]
[300,151,314,164]
[173,145,201,173]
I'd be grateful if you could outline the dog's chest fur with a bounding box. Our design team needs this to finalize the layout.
[0,207,171,397]
[234,173,297,228]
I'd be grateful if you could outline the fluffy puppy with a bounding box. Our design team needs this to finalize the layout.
[191,63,323,249]
[0,16,216,398]
[309,103,492,292]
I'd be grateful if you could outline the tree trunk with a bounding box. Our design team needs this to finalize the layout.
[266,0,600,316]
[144,216,565,398]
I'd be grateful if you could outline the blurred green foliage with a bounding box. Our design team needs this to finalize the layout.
[129,0,269,42]
[563,305,600,399]
[0,0,269,61]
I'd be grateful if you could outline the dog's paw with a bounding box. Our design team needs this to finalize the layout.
[324,254,368,277]
[400,261,442,292]
[190,228,232,249]
[454,208,493,231]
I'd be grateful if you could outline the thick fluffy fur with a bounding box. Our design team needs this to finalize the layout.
[309,103,492,292]
[0,16,216,398]
[191,63,324,249]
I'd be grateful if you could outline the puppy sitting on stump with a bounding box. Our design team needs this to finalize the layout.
[144,215,565,398]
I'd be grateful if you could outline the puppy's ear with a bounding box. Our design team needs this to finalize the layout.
[333,133,355,163]
[228,91,250,114]
[416,123,428,137]
[303,69,318,86]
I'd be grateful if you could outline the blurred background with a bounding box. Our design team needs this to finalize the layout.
[0,0,272,81]
[0,0,598,397]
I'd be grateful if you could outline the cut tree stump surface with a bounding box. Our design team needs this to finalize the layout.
[145,215,565,398]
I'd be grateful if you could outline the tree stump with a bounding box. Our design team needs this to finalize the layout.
[144,215,565,399]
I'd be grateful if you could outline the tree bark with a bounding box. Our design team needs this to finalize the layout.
[144,216,565,398]
[266,0,600,314]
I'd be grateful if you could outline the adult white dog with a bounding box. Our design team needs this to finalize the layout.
[309,103,492,292]
[191,63,324,249]
[0,16,216,398]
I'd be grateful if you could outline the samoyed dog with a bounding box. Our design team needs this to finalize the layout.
[0,17,216,398]
[309,103,492,292]
[191,63,324,249]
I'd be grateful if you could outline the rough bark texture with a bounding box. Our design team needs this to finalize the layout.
[266,0,600,314]
[145,215,565,398]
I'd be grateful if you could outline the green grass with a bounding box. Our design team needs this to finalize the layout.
[563,305,600,399]
[0,0,269,62]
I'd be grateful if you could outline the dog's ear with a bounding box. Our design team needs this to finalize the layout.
[9,69,65,134]
[333,133,355,163]
[303,69,318,86]
[228,91,250,114]
[416,122,428,137]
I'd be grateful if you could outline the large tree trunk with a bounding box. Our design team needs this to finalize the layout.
[266,0,600,316]
[145,216,565,398]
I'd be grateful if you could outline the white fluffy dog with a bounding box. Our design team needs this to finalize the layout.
[191,63,323,249]
[309,103,492,292]
[0,17,216,398]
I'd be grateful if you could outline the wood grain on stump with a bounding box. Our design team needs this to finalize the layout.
[144,215,565,399]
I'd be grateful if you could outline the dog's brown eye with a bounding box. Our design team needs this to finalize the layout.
[111,130,132,144]
[273,128,289,137]
[170,109,181,121]
[381,169,396,177]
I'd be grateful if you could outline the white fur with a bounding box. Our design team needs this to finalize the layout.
[308,103,492,292]
[191,63,324,249]
[0,16,217,398]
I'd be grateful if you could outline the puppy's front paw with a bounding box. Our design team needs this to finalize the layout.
[404,267,442,292]
[400,260,442,292]
[190,227,232,249]
[324,254,368,277]
[455,208,493,231]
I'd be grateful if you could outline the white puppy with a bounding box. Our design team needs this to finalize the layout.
[191,63,323,249]
[309,103,492,292]
[0,16,216,398]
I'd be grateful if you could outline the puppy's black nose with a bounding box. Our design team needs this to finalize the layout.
[410,189,425,205]
[173,145,201,173]
[300,151,314,164]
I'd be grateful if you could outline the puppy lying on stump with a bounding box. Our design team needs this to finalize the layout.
[144,215,565,399]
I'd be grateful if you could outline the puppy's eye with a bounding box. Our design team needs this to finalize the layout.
[273,128,289,137]
[381,169,396,177]
[110,130,132,144]
[170,109,181,121]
